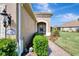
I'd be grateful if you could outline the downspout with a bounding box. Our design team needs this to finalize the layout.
[17,3,23,56]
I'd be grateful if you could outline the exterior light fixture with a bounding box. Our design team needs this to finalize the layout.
[0,5,12,39]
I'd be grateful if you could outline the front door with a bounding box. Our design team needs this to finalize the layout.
[37,22,46,34]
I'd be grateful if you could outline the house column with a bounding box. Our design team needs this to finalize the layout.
[46,22,51,36]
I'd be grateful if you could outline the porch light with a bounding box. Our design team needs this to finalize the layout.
[0,6,12,39]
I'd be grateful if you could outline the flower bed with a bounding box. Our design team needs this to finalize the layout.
[50,27,60,42]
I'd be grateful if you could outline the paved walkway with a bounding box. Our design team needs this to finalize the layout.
[26,52,36,56]
[48,40,70,56]
[26,40,70,56]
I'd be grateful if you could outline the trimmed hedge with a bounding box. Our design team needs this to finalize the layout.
[27,32,44,49]
[34,32,44,35]
[33,35,48,56]
[0,38,17,56]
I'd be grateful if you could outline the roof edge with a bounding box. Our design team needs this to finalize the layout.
[22,3,37,22]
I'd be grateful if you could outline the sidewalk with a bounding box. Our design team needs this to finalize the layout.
[48,40,70,56]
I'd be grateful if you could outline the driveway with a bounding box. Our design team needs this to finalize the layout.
[48,40,70,56]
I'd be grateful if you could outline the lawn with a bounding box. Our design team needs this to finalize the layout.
[55,32,79,56]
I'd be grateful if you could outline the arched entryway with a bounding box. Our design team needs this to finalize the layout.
[37,22,46,34]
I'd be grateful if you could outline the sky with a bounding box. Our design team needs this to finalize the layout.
[31,3,79,27]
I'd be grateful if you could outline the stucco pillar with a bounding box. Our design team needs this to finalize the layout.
[46,22,51,36]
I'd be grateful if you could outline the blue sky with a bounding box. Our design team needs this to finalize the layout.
[31,3,79,27]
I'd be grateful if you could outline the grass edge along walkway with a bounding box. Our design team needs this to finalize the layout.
[48,40,70,56]
[55,32,79,56]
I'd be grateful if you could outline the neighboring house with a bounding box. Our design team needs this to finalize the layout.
[61,21,79,32]
[52,25,61,31]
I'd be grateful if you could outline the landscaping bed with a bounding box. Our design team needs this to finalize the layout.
[25,33,48,56]
[50,27,60,42]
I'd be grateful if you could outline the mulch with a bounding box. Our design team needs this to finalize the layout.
[49,34,60,42]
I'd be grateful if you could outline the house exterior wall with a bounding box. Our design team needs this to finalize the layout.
[0,4,7,39]
[35,13,52,36]
[6,3,17,24]
[21,4,37,47]
[6,4,17,39]
[0,14,5,38]
[0,4,16,39]
[61,27,79,32]
[37,18,50,36]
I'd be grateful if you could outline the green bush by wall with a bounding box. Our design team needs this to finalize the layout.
[0,38,17,56]
[33,35,48,56]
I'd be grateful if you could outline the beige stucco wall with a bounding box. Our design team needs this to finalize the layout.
[6,4,17,39]
[34,13,52,36]
[0,3,17,24]
[0,4,16,39]
[6,3,17,30]
[6,3,17,24]
[21,5,37,47]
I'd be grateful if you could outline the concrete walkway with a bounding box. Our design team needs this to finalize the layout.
[48,40,70,56]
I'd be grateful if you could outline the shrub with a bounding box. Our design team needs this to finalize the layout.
[76,29,79,32]
[52,27,60,37]
[35,32,44,35]
[33,35,48,56]
[0,38,17,56]
[27,32,41,50]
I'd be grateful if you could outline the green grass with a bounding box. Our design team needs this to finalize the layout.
[55,32,79,56]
